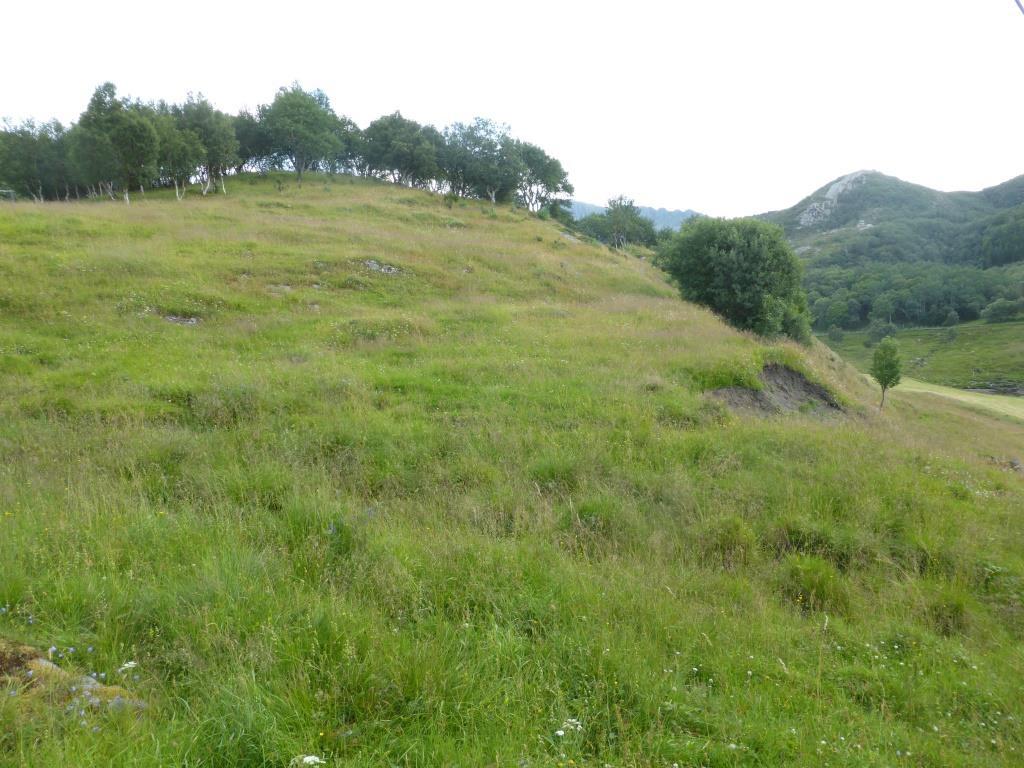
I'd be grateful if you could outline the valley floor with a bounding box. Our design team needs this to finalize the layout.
[822,320,1024,391]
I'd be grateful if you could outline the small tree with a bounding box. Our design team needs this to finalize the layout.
[870,337,901,410]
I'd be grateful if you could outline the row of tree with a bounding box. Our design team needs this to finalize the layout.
[0,83,573,211]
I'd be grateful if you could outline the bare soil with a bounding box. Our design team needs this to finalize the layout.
[708,364,843,417]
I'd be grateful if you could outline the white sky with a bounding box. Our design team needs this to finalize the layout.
[3,0,1022,216]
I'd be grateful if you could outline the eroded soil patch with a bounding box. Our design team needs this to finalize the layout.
[709,363,843,417]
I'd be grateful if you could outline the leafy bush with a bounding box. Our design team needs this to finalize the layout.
[658,217,811,342]
[981,297,1024,323]
[827,325,845,344]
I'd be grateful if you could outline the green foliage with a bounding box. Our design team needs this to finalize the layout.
[576,195,657,249]
[981,297,1024,323]
[362,112,441,186]
[863,319,897,347]
[659,217,811,342]
[826,325,844,344]
[260,85,341,186]
[870,337,901,408]
[177,95,238,191]
[0,83,572,211]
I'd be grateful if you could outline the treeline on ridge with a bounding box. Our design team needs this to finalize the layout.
[0,82,572,212]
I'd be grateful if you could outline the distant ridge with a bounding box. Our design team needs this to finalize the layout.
[758,169,1024,330]
[571,200,701,231]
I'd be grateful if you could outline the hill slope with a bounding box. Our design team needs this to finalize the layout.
[764,170,1024,265]
[761,171,1024,338]
[1,175,1022,767]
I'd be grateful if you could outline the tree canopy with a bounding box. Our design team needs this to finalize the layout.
[659,217,812,342]
[0,82,572,211]
[576,196,657,249]
[870,338,902,409]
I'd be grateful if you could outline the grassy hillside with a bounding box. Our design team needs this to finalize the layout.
[823,320,1024,391]
[1,175,1023,767]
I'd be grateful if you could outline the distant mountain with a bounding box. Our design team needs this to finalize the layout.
[761,170,1024,267]
[759,170,1024,330]
[571,201,700,231]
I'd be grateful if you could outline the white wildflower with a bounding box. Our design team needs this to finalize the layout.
[117,661,138,674]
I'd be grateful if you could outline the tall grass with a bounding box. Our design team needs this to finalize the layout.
[1,174,1022,766]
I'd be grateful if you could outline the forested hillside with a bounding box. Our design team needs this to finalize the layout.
[762,171,1024,330]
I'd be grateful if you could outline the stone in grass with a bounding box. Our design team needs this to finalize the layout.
[0,639,145,712]
[362,259,401,275]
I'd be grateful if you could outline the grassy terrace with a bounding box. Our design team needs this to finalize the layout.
[1,175,1022,767]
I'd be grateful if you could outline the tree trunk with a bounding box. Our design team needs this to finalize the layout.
[123,188,130,206]
[879,387,887,411]
[219,174,227,195]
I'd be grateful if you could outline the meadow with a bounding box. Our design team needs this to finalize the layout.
[1,175,1022,767]
[822,320,1024,391]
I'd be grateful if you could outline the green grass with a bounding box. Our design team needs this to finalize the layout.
[822,320,1024,390]
[897,377,1024,421]
[1,173,1023,767]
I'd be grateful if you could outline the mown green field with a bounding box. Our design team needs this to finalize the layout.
[1,175,1023,767]
[823,321,1024,391]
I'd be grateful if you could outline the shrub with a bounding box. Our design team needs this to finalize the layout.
[779,555,850,613]
[658,217,811,342]
[981,297,1024,323]
[827,325,845,344]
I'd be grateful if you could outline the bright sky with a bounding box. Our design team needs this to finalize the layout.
[3,1,1022,216]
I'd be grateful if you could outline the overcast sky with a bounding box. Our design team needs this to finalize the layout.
[3,1,1022,216]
